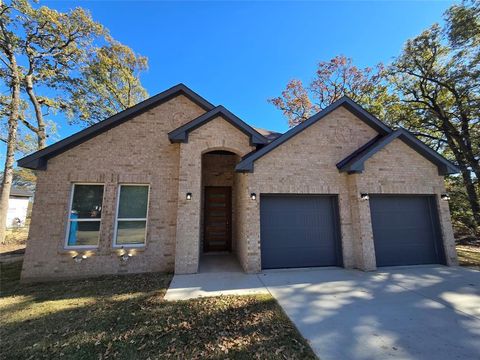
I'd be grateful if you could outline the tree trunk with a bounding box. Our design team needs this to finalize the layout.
[442,126,480,227]
[429,97,480,228]
[459,167,480,226]
[0,52,21,244]
[25,74,47,149]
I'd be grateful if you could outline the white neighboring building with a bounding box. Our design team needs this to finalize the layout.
[5,187,33,228]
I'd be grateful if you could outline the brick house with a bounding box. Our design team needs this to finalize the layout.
[18,84,459,281]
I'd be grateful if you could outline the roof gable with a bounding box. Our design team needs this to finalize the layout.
[168,106,269,146]
[337,128,459,175]
[18,84,214,170]
[235,96,392,172]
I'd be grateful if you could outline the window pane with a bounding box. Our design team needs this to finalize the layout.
[67,221,100,246]
[71,185,104,219]
[116,221,146,245]
[118,186,148,219]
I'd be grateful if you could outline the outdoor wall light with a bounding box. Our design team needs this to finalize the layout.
[441,193,451,201]
[120,253,133,262]
[360,193,370,201]
[72,254,87,263]
[118,247,133,262]
[186,192,192,200]
[250,193,257,200]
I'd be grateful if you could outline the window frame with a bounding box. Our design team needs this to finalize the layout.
[64,183,105,249]
[113,184,150,248]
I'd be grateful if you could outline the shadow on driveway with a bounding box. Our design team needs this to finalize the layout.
[260,266,480,360]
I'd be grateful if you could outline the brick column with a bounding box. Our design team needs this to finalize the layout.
[174,145,201,274]
[436,194,458,266]
[246,184,261,273]
[347,174,377,271]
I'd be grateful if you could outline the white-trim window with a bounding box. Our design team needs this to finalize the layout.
[114,184,149,247]
[65,184,104,248]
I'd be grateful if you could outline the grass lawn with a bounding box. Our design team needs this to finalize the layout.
[0,261,316,359]
[0,227,29,254]
[457,244,480,269]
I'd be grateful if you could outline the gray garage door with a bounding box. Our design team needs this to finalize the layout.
[370,195,445,267]
[260,195,342,269]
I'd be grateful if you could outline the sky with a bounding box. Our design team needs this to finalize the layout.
[4,0,458,159]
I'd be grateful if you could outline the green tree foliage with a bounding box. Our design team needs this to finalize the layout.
[0,167,36,189]
[0,0,149,242]
[445,0,480,49]
[446,176,478,237]
[268,55,398,127]
[270,1,479,234]
[69,39,148,125]
[16,0,104,148]
[2,0,149,147]
[388,0,479,230]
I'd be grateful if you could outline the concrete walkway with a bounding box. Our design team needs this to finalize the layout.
[261,266,480,360]
[164,272,269,300]
[165,264,480,359]
[164,254,269,300]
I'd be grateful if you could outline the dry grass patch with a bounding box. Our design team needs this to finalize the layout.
[0,227,29,254]
[0,261,316,359]
[457,244,480,269]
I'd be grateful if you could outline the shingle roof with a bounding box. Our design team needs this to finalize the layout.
[2,187,33,197]
[253,128,282,142]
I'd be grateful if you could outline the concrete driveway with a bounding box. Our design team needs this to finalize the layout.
[260,266,480,360]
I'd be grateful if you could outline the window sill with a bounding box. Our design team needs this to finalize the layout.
[112,245,146,251]
[58,247,98,255]
[57,246,147,256]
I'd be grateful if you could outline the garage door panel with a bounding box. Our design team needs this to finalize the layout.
[260,195,341,269]
[261,227,336,247]
[262,246,336,268]
[374,246,438,266]
[370,195,444,267]
[375,228,435,244]
[373,213,432,229]
[375,241,438,258]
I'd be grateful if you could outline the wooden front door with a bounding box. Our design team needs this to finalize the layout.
[204,186,232,252]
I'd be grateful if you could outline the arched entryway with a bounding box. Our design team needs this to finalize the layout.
[200,150,242,272]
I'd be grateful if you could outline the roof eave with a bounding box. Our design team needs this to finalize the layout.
[18,157,47,170]
[234,162,254,172]
[235,96,393,171]
[168,106,268,146]
[337,128,460,176]
[18,84,215,170]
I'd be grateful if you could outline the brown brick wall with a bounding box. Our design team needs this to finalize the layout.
[21,95,206,281]
[173,117,255,273]
[235,172,258,272]
[245,107,379,271]
[21,98,457,281]
[242,108,456,271]
[357,138,457,267]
